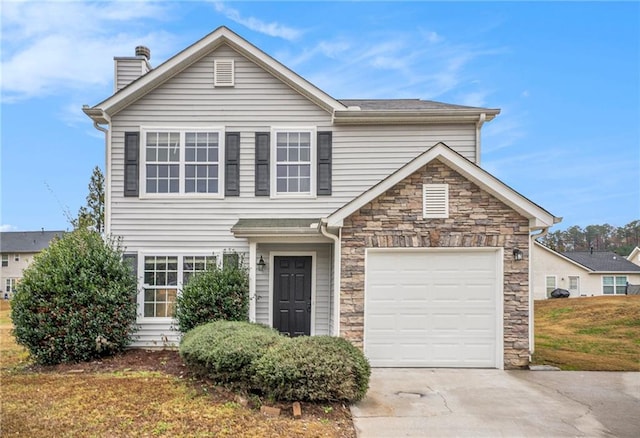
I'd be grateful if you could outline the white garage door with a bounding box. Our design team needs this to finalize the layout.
[365,249,502,368]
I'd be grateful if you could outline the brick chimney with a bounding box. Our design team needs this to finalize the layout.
[114,46,152,92]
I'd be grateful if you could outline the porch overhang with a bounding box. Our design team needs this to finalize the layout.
[231,218,325,239]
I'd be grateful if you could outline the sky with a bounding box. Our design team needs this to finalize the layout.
[1,0,639,234]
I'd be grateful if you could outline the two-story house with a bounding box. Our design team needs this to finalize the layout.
[83,27,559,369]
[0,230,65,299]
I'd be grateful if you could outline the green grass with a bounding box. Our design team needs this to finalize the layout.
[533,296,640,371]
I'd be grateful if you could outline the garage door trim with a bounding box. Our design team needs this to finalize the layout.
[364,247,504,369]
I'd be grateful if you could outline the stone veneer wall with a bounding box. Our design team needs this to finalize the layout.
[340,159,531,369]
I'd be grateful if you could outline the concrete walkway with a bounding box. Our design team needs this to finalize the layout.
[351,369,640,437]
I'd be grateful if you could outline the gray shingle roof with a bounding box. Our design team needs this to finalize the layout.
[338,99,490,111]
[0,231,65,253]
[560,251,640,273]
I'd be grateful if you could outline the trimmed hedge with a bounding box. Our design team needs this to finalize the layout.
[174,261,249,333]
[253,336,371,402]
[11,229,137,365]
[179,320,282,387]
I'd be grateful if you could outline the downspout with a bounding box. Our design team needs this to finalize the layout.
[320,220,341,337]
[528,227,550,362]
[475,113,486,165]
[92,120,110,236]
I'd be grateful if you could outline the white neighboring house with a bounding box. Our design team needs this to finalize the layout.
[83,26,560,369]
[532,241,640,299]
[0,230,65,299]
[626,247,640,266]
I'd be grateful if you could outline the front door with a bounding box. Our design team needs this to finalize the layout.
[273,256,312,336]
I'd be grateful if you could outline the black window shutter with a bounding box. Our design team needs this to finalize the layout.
[122,253,138,276]
[317,131,332,195]
[124,132,140,197]
[225,132,240,196]
[255,132,270,196]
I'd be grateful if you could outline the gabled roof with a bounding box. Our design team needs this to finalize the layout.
[626,247,640,265]
[324,142,560,229]
[0,231,65,253]
[84,27,499,126]
[84,26,347,123]
[561,250,640,273]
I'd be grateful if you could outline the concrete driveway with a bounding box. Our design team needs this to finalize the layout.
[351,369,640,437]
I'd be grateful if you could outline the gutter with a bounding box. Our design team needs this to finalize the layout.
[320,220,341,337]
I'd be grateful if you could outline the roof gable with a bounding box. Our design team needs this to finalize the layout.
[325,142,559,229]
[85,26,346,122]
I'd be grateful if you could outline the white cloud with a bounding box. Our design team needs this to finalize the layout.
[0,224,17,232]
[212,1,302,41]
[0,0,176,102]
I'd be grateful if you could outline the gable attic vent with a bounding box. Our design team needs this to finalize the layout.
[423,184,449,219]
[214,59,235,87]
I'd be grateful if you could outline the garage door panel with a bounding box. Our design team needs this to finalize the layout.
[365,249,500,368]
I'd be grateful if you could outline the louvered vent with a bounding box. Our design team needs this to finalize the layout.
[214,59,234,87]
[423,184,449,218]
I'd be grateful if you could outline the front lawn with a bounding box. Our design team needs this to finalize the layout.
[532,295,640,371]
[0,300,355,437]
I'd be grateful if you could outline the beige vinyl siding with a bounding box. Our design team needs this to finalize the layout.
[109,45,478,249]
[255,243,332,335]
[114,59,149,91]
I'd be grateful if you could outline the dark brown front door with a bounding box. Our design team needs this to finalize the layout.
[273,256,312,336]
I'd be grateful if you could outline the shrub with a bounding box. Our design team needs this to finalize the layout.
[179,320,282,387]
[11,229,137,365]
[254,336,371,402]
[174,258,249,333]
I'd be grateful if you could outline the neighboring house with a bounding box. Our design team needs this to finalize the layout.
[83,26,559,369]
[0,230,65,299]
[532,241,640,299]
[627,247,640,267]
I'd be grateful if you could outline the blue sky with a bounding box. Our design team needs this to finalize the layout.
[1,0,638,233]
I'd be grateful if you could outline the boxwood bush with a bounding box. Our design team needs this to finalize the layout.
[174,259,249,333]
[11,229,138,365]
[253,336,371,402]
[179,320,282,387]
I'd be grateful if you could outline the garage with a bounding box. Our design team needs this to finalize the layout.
[364,248,502,368]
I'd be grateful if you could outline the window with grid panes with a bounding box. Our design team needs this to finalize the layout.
[275,131,311,194]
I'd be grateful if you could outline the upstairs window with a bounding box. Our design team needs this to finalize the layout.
[142,129,222,197]
[275,131,312,195]
[1,255,7,267]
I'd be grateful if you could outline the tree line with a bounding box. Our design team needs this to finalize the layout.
[538,221,640,256]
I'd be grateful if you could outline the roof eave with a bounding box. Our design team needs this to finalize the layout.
[332,108,500,125]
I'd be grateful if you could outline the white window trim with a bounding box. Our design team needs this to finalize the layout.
[137,251,223,322]
[1,254,8,267]
[602,275,627,295]
[140,127,225,199]
[545,275,557,297]
[270,127,317,199]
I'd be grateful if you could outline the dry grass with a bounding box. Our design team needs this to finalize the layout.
[0,300,355,437]
[533,295,640,371]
